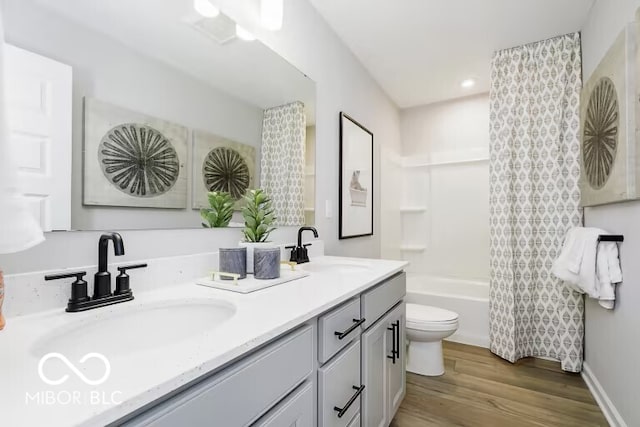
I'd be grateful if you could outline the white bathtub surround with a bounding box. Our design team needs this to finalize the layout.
[0,251,406,427]
[406,274,489,348]
[489,33,584,372]
[399,94,490,281]
[405,303,458,376]
[552,227,623,309]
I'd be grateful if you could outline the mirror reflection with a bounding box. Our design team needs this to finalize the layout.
[4,0,316,231]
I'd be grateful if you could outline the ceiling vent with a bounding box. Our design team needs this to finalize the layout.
[188,13,237,45]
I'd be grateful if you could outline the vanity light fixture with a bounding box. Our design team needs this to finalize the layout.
[461,78,476,89]
[236,24,256,41]
[261,0,284,31]
[194,0,220,18]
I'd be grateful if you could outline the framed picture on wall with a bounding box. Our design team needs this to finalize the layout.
[83,98,188,209]
[339,112,374,239]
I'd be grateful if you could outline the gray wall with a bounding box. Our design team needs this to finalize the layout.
[4,0,264,231]
[582,0,640,425]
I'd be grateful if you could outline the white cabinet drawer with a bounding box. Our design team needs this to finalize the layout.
[361,273,406,329]
[253,381,314,427]
[124,325,314,427]
[318,298,362,364]
[318,339,362,427]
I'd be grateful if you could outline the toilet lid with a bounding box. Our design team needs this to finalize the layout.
[406,303,458,325]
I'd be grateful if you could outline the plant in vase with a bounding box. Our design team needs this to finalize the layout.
[200,191,234,228]
[239,189,277,273]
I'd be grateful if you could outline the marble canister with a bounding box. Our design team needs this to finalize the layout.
[219,248,247,280]
[254,247,281,280]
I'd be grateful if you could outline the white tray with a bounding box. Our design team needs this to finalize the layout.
[196,269,310,293]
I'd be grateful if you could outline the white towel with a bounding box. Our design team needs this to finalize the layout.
[596,242,622,309]
[552,227,622,309]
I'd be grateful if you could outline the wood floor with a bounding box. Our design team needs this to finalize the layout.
[390,342,608,427]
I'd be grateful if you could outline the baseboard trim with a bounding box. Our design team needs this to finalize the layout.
[582,362,627,427]
[445,333,489,349]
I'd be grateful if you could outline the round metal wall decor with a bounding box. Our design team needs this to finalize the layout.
[98,124,180,198]
[202,147,250,200]
[582,77,619,190]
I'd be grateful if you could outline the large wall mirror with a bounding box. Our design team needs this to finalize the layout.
[3,0,316,231]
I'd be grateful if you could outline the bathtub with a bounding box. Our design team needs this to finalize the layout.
[405,274,490,348]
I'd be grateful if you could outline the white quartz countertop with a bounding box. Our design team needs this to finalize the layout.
[0,256,407,427]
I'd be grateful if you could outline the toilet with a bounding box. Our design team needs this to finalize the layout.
[406,303,459,376]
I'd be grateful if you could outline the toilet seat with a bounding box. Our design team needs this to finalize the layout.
[406,303,459,331]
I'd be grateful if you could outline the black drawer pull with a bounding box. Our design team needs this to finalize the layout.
[394,320,401,361]
[334,318,365,340]
[333,385,365,418]
[387,322,397,364]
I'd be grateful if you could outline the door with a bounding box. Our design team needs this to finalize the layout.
[361,311,390,427]
[386,302,406,420]
[5,44,72,231]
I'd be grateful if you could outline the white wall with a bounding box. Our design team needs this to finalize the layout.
[4,0,264,231]
[582,1,640,425]
[0,0,401,274]
[212,0,402,259]
[399,94,490,280]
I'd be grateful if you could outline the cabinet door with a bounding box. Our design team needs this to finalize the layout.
[253,381,314,427]
[318,340,362,427]
[386,303,406,420]
[361,313,389,427]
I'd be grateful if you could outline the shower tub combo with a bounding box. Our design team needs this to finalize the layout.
[405,274,489,348]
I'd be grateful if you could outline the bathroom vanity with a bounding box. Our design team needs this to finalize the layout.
[0,256,407,427]
[120,272,406,427]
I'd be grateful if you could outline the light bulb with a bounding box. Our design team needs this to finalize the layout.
[461,78,476,89]
[236,24,256,41]
[194,0,220,18]
[261,0,283,31]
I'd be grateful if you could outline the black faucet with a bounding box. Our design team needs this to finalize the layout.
[287,227,319,264]
[95,232,125,299]
[45,232,147,312]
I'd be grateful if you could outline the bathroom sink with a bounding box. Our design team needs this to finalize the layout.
[32,298,236,359]
[300,260,371,274]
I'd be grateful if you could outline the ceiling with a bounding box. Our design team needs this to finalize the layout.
[309,0,595,108]
[33,0,316,123]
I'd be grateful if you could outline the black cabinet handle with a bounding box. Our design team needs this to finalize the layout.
[333,385,365,418]
[334,318,365,340]
[387,322,397,364]
[394,320,401,361]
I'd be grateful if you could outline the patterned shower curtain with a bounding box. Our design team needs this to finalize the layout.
[260,101,306,226]
[489,33,584,372]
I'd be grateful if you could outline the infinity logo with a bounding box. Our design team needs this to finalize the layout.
[38,353,111,386]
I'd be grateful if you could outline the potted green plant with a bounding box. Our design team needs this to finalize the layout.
[200,191,234,228]
[239,189,277,273]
